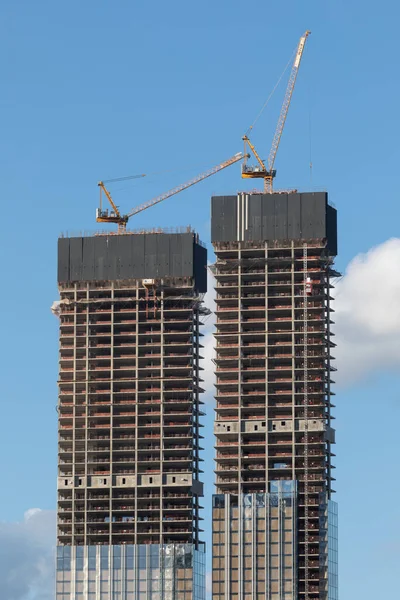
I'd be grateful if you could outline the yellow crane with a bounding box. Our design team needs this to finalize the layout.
[242,30,311,193]
[97,173,146,229]
[96,152,245,232]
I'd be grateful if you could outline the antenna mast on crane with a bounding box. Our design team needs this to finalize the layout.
[241,30,311,192]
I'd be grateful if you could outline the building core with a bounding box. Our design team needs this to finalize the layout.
[55,229,208,600]
[211,192,339,600]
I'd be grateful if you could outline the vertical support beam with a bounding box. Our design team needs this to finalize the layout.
[109,283,115,547]
[160,286,164,545]
[291,242,296,483]
[134,281,139,546]
[265,242,269,491]
[84,284,89,547]
[225,496,231,600]
[251,493,256,600]
[238,243,242,499]
[325,267,332,500]
[194,300,200,547]
[238,492,243,600]
[303,243,309,600]
[72,283,77,546]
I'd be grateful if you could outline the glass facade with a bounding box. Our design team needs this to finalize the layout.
[327,501,338,600]
[212,483,297,600]
[56,543,205,600]
[319,499,338,600]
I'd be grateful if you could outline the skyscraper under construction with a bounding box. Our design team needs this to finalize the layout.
[55,229,207,600]
[211,192,339,600]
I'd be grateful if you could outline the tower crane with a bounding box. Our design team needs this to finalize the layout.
[242,30,311,193]
[96,152,245,232]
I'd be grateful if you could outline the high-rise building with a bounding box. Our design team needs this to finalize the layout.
[55,229,208,600]
[211,192,339,600]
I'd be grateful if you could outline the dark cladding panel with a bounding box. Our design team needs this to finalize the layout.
[156,234,170,278]
[246,193,262,241]
[69,238,83,281]
[211,197,222,242]
[170,234,183,277]
[211,192,336,255]
[108,240,119,280]
[116,235,134,280]
[144,235,158,277]
[193,241,207,293]
[182,234,194,276]
[301,192,326,239]
[82,237,96,281]
[274,194,288,240]
[211,196,237,242]
[264,196,276,241]
[326,204,338,256]
[223,196,237,242]
[287,193,301,239]
[131,235,145,279]
[58,232,207,284]
[93,236,109,280]
[261,197,269,241]
[58,238,70,283]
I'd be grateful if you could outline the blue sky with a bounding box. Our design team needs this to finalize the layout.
[0,1,399,598]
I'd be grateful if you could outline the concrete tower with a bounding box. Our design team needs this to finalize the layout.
[211,192,339,600]
[55,229,207,600]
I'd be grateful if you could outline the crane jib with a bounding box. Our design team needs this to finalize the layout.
[294,37,307,68]
[126,152,244,219]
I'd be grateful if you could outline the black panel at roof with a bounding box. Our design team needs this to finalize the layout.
[57,238,70,283]
[57,232,207,292]
[211,192,337,256]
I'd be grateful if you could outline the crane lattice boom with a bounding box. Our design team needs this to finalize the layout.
[127,153,244,219]
[96,152,245,232]
[267,30,311,176]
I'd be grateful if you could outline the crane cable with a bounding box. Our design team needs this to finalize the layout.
[307,68,314,186]
[245,46,297,137]
[102,174,146,184]
[102,159,227,188]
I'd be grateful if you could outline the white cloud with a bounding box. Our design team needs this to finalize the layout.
[0,509,55,600]
[206,570,212,598]
[200,268,217,400]
[334,238,400,385]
